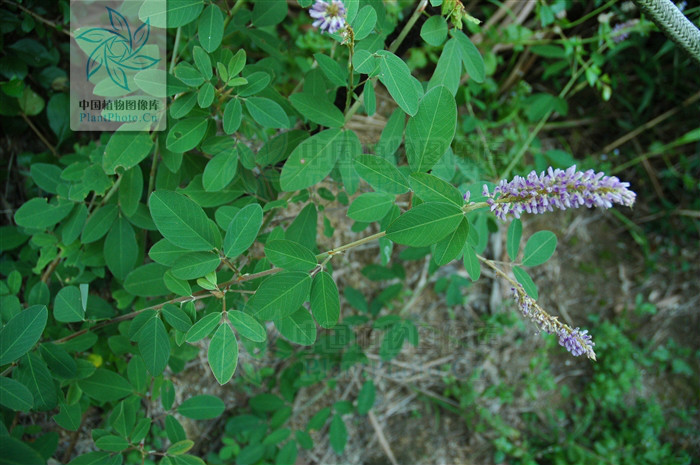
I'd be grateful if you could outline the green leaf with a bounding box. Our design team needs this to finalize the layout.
[409,173,463,206]
[329,414,347,454]
[280,129,344,191]
[222,98,242,134]
[39,343,77,378]
[0,377,33,411]
[164,417,184,446]
[14,352,57,410]
[193,46,212,80]
[376,108,405,159]
[53,402,82,431]
[138,316,171,376]
[237,71,270,97]
[81,204,118,244]
[289,93,345,128]
[149,190,218,251]
[198,4,224,52]
[104,217,138,280]
[207,323,238,384]
[354,154,409,194]
[18,87,44,115]
[78,368,133,402]
[171,252,220,280]
[0,436,45,465]
[313,53,346,87]
[522,231,557,266]
[452,29,485,83]
[166,117,209,153]
[0,305,47,365]
[377,51,421,116]
[356,380,375,415]
[227,311,266,342]
[245,272,311,321]
[352,6,377,40]
[275,308,316,345]
[134,68,167,98]
[428,38,462,96]
[197,82,215,108]
[203,150,238,192]
[29,163,62,194]
[507,219,522,261]
[463,244,481,281]
[310,271,340,329]
[124,263,170,297]
[245,97,289,129]
[380,323,406,361]
[167,440,195,456]
[103,132,154,175]
[145,0,203,28]
[252,0,287,27]
[386,203,463,247]
[14,198,73,230]
[421,15,447,46]
[170,92,197,118]
[223,203,263,258]
[185,312,222,343]
[347,192,394,222]
[513,266,538,300]
[162,304,193,333]
[352,49,378,74]
[149,239,188,266]
[178,395,225,420]
[405,85,456,172]
[119,166,143,217]
[174,62,204,87]
[265,240,317,271]
[433,217,469,265]
[95,435,129,452]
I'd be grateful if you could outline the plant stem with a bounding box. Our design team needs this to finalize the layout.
[169,27,181,74]
[20,113,58,157]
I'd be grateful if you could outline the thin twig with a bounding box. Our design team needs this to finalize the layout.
[20,113,58,157]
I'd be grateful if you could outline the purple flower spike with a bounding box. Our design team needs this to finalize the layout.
[558,327,596,359]
[511,285,596,360]
[309,0,346,34]
[483,165,636,221]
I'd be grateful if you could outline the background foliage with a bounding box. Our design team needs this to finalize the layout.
[1,0,698,464]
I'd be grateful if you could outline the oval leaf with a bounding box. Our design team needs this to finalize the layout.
[310,271,340,329]
[386,202,464,247]
[264,240,317,271]
[207,323,238,384]
[506,219,522,261]
[274,308,317,346]
[178,395,225,420]
[0,305,47,365]
[245,272,311,321]
[149,190,218,251]
[522,230,557,266]
[405,85,457,173]
[223,203,263,258]
[228,310,266,342]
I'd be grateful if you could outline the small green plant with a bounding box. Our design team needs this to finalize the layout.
[1,0,697,464]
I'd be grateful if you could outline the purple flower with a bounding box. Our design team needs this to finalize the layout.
[511,285,596,360]
[483,165,636,221]
[612,19,639,43]
[558,327,595,358]
[309,0,346,34]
